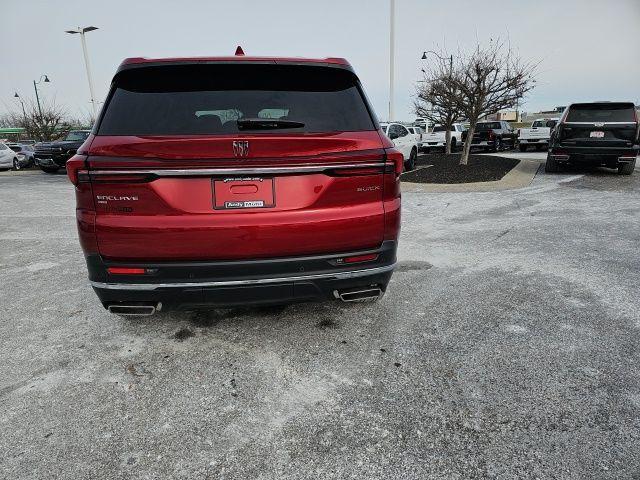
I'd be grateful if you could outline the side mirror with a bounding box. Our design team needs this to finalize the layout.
[389,132,399,140]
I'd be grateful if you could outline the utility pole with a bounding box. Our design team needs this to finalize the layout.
[65,26,99,117]
[389,0,396,122]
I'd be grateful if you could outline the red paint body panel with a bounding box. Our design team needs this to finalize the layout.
[86,132,384,161]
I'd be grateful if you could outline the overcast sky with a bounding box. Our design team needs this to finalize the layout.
[3,0,639,122]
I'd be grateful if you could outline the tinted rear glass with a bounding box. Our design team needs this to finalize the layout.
[566,103,636,122]
[476,122,501,130]
[98,64,376,135]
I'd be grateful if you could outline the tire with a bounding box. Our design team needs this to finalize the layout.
[405,148,417,171]
[519,145,527,152]
[40,166,60,174]
[545,153,560,173]
[13,158,21,171]
[618,159,636,175]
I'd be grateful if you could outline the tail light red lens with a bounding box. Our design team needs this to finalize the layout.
[107,267,146,275]
[488,131,495,140]
[384,148,404,176]
[66,156,88,185]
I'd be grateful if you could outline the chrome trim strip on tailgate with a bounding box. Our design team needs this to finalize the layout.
[89,162,387,177]
[90,264,395,291]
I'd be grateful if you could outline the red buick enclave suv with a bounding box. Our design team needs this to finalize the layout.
[67,54,401,315]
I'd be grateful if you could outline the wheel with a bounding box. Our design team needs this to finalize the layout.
[40,166,60,174]
[618,159,636,175]
[404,148,417,171]
[450,138,457,152]
[494,138,502,152]
[519,144,527,152]
[545,153,560,173]
[13,158,21,170]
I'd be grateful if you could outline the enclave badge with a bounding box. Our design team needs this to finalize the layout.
[232,140,250,157]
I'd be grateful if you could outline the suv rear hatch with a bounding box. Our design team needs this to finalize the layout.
[82,62,390,261]
[557,103,639,149]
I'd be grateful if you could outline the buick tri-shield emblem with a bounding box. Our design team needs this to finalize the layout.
[232,140,250,157]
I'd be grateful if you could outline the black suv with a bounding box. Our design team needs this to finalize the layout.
[34,130,91,173]
[546,102,639,174]
[462,121,517,152]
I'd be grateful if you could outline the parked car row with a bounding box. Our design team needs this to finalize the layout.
[33,130,92,173]
[0,142,35,170]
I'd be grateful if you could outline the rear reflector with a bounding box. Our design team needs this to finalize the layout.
[338,254,379,264]
[107,267,146,275]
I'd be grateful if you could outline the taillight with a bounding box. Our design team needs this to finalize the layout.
[487,130,495,140]
[66,155,89,185]
[329,166,385,177]
[517,129,521,137]
[384,148,404,176]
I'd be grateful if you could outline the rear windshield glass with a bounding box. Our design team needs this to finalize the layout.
[476,122,501,130]
[566,104,636,122]
[432,125,456,133]
[98,64,376,135]
[64,131,90,141]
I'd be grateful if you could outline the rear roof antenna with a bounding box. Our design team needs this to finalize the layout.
[235,46,245,56]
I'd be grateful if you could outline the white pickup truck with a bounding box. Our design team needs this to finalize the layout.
[518,118,559,152]
[422,123,466,152]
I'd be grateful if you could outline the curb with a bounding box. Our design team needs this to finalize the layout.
[401,159,541,193]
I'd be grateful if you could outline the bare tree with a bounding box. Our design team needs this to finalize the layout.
[414,57,464,155]
[12,100,70,141]
[447,40,537,165]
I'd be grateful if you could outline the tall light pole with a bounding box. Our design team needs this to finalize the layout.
[388,0,396,121]
[421,50,453,72]
[32,75,50,118]
[65,26,99,117]
[14,92,26,118]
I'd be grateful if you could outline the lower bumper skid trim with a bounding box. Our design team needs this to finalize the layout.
[90,264,396,291]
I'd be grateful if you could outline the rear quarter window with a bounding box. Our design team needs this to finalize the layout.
[97,64,376,135]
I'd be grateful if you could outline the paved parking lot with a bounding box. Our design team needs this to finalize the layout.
[1,164,639,479]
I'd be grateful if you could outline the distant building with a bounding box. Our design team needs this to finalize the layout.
[481,110,521,122]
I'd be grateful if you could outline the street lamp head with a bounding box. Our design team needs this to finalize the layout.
[65,30,79,34]
[14,92,20,98]
[421,52,427,60]
[83,26,98,33]
[43,75,50,83]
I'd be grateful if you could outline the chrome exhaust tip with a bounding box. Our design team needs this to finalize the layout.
[107,303,160,316]
[334,287,383,303]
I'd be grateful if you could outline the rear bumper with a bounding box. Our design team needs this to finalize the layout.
[549,145,638,164]
[519,138,549,144]
[87,241,397,309]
